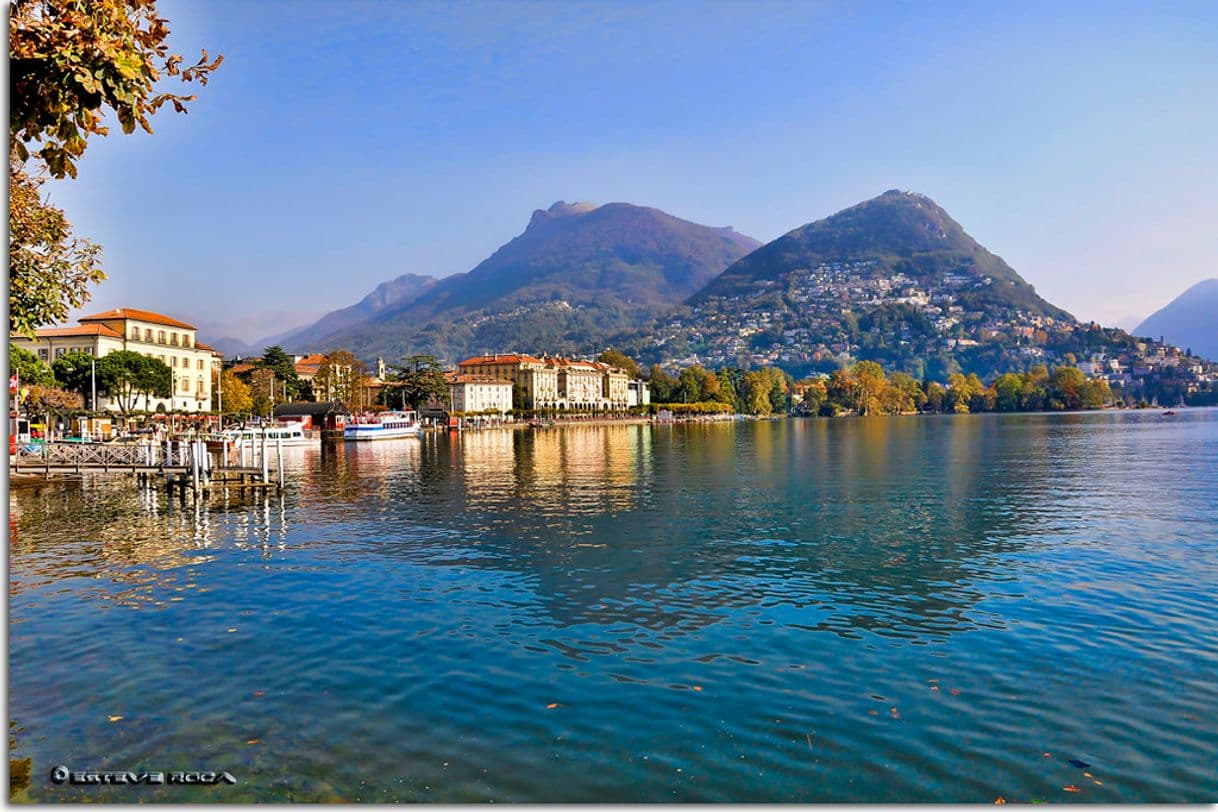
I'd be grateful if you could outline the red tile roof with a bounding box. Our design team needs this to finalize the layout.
[447,373,513,384]
[77,308,196,330]
[294,354,326,376]
[29,324,123,339]
[549,357,600,371]
[458,354,544,367]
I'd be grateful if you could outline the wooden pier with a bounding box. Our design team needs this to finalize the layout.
[11,437,286,500]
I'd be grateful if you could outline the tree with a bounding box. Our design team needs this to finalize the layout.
[9,342,55,387]
[213,368,252,414]
[853,360,888,415]
[10,0,223,180]
[247,367,277,404]
[386,354,447,410]
[251,393,273,418]
[825,368,858,413]
[51,349,97,401]
[763,366,792,414]
[694,365,722,402]
[648,364,676,403]
[887,371,926,413]
[9,163,105,336]
[675,367,703,403]
[258,345,301,400]
[1021,365,1049,411]
[945,372,983,413]
[597,348,641,380]
[716,368,740,410]
[966,373,992,413]
[993,373,1024,412]
[924,381,946,413]
[742,370,773,415]
[9,0,220,334]
[794,379,827,416]
[1048,366,1088,410]
[1081,377,1112,409]
[94,350,170,413]
[314,349,368,408]
[20,384,83,424]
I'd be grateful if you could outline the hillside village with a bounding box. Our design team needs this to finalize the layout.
[12,298,1218,434]
[647,259,1218,401]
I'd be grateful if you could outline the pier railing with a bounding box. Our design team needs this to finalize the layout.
[12,437,287,497]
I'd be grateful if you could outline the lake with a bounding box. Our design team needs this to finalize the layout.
[8,411,1218,802]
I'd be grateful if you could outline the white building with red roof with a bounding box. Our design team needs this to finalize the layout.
[456,352,635,411]
[11,308,222,412]
[457,353,559,409]
[444,371,514,415]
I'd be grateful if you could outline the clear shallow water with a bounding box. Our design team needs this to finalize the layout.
[9,411,1218,802]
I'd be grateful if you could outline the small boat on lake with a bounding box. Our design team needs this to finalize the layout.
[207,423,315,450]
[344,410,422,441]
[1162,410,1177,416]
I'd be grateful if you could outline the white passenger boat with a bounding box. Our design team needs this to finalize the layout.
[343,410,422,441]
[207,423,314,449]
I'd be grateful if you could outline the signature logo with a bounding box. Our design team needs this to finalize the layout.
[49,765,237,786]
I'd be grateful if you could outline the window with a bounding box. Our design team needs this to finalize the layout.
[181,378,190,393]
[171,357,178,368]
[37,349,48,361]
[157,330,166,344]
[55,347,66,359]
[182,357,189,369]
[196,377,204,395]
[170,333,179,346]
[183,336,192,348]
[130,327,139,340]
[197,359,204,370]
[144,328,153,341]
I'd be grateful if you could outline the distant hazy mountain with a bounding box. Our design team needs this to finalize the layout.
[1134,279,1218,360]
[206,324,315,359]
[196,308,328,359]
[627,190,1154,379]
[276,273,440,353]
[206,336,259,358]
[309,201,760,363]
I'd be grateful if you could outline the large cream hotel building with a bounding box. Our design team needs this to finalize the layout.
[11,308,221,412]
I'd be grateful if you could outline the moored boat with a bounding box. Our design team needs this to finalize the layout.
[206,423,315,451]
[343,411,422,441]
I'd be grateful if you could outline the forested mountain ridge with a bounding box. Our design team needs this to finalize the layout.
[286,201,760,362]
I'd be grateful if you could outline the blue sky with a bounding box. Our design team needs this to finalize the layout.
[48,0,1218,342]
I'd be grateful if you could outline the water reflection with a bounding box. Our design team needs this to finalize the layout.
[9,420,1060,642]
[9,477,293,609]
[9,412,1218,802]
[356,419,1063,644]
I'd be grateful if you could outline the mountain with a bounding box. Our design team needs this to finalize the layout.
[300,201,760,362]
[207,336,259,358]
[277,273,440,353]
[628,190,1133,380]
[1133,279,1218,361]
[206,324,317,359]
